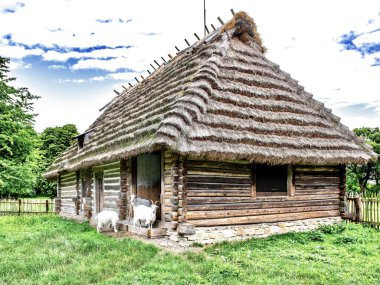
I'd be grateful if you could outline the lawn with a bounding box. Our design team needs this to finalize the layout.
[0,216,379,285]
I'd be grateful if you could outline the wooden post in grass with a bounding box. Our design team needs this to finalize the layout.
[18,199,21,215]
[46,200,49,213]
[354,196,362,222]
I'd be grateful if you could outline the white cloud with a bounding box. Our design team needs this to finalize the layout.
[9,60,32,70]
[72,57,139,72]
[48,64,66,70]
[89,71,143,82]
[59,79,85,84]
[0,43,43,59]
[90,76,107,81]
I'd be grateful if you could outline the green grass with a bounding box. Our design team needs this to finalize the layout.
[0,216,379,285]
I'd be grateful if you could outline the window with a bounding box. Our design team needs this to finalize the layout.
[75,129,95,150]
[252,164,293,197]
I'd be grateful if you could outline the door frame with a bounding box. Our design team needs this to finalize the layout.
[130,151,164,221]
[94,172,104,213]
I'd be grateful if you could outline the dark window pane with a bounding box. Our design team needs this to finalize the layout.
[256,164,287,193]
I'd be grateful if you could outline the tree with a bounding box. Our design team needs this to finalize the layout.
[346,127,380,195]
[0,57,40,198]
[35,124,78,197]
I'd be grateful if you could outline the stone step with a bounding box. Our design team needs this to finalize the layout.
[117,220,167,238]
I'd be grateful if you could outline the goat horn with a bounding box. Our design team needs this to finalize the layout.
[155,201,160,205]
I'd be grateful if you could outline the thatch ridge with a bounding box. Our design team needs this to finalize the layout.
[222,11,266,53]
[44,11,376,178]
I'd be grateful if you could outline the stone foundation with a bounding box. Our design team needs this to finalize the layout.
[168,217,342,245]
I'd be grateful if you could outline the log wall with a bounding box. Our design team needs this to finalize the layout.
[185,160,341,226]
[118,159,130,219]
[59,172,77,215]
[93,161,121,213]
[163,151,180,228]
[81,169,93,219]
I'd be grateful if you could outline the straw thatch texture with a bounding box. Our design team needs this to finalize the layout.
[44,11,376,178]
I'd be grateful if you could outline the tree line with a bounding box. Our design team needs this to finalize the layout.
[0,56,379,198]
[0,57,77,198]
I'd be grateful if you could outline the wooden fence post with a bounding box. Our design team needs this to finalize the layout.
[46,200,49,213]
[354,196,362,222]
[18,199,21,215]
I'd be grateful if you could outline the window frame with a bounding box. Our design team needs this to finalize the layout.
[251,164,295,198]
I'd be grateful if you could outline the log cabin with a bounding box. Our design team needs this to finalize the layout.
[45,11,376,243]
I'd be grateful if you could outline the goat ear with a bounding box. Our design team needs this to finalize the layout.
[150,199,154,205]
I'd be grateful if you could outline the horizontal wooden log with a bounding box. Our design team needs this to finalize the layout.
[188,182,250,190]
[295,189,340,195]
[60,187,76,192]
[60,183,76,188]
[61,192,77,197]
[187,190,252,197]
[295,177,340,186]
[295,186,340,191]
[295,166,339,173]
[188,160,250,170]
[188,175,252,184]
[189,210,340,226]
[187,194,340,204]
[187,205,339,220]
[187,199,338,211]
[92,162,120,171]
[103,171,120,178]
[103,178,120,183]
[104,185,121,191]
[60,173,76,181]
[103,192,119,198]
[187,169,250,177]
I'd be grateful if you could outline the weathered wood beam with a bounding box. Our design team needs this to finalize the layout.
[189,210,340,226]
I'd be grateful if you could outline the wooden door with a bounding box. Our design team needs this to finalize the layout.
[136,152,161,219]
[95,174,104,213]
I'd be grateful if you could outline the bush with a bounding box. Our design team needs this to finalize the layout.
[334,235,358,245]
[320,224,346,235]
[306,231,325,242]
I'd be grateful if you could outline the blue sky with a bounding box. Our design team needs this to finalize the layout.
[0,0,379,133]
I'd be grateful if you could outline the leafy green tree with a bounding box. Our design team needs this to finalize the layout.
[0,57,40,198]
[35,124,78,197]
[347,127,380,195]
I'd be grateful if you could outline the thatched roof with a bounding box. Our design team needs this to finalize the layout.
[45,11,376,178]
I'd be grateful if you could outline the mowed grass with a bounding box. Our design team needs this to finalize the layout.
[0,216,379,285]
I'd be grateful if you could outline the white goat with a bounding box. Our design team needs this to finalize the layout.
[131,196,159,229]
[133,204,158,229]
[129,194,152,219]
[96,210,119,233]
